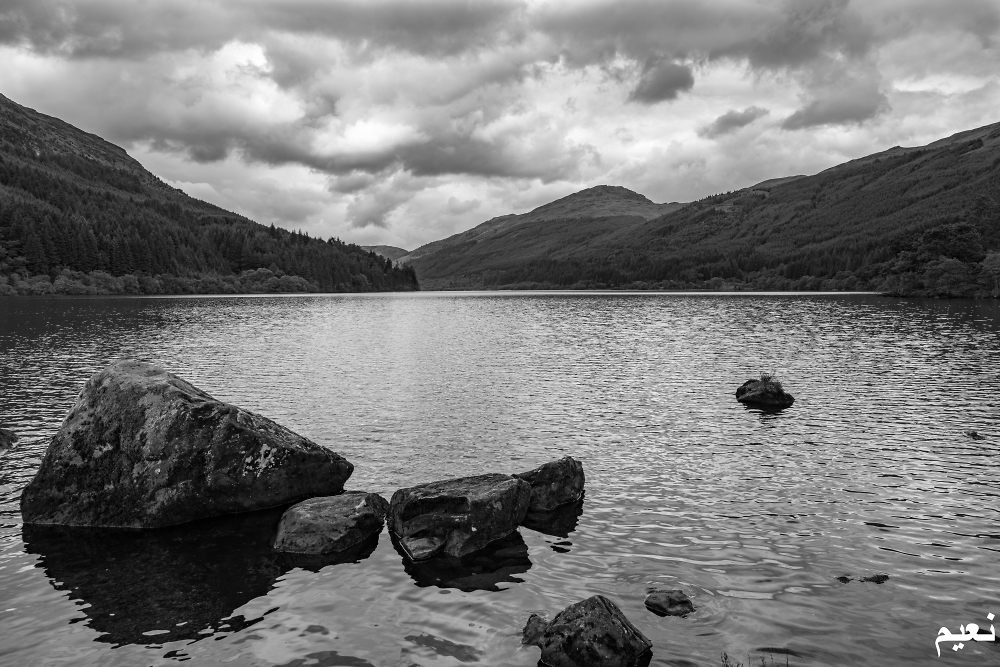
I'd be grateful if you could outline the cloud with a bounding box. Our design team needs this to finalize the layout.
[628,59,694,104]
[781,60,890,130]
[0,0,525,59]
[1,0,998,249]
[699,106,770,138]
[446,196,481,215]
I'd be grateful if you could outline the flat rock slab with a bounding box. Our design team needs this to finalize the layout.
[514,456,585,511]
[523,595,652,667]
[389,473,531,560]
[273,491,388,555]
[736,379,794,408]
[643,589,694,617]
[20,359,354,528]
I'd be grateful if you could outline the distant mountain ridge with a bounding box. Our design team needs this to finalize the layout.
[404,122,1000,296]
[0,93,418,295]
[399,185,683,270]
[361,245,410,262]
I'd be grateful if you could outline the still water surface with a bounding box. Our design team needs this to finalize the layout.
[0,292,998,667]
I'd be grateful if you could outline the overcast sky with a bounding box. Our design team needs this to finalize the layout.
[2,0,999,250]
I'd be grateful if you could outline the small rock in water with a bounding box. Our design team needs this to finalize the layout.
[524,595,652,667]
[0,427,16,453]
[735,374,794,408]
[19,359,354,528]
[965,430,986,440]
[389,473,531,560]
[643,589,695,617]
[273,492,389,555]
[836,573,889,584]
[514,456,585,511]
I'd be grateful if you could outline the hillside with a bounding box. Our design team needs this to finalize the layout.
[361,245,410,262]
[407,124,1000,296]
[401,185,684,288]
[0,93,418,295]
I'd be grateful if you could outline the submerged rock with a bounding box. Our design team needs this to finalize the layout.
[0,427,16,453]
[514,456,585,511]
[736,376,794,408]
[836,573,890,584]
[273,491,388,555]
[389,473,531,560]
[521,497,584,538]
[643,589,694,617]
[20,359,354,528]
[523,595,652,667]
[523,613,549,646]
[395,529,532,592]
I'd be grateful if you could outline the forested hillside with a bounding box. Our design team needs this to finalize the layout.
[410,123,1000,297]
[0,94,418,295]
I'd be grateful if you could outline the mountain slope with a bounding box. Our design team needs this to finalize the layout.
[401,185,684,288]
[407,123,1000,295]
[361,245,410,262]
[0,93,418,295]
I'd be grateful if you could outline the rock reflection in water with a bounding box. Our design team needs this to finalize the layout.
[393,530,532,592]
[520,497,584,539]
[279,529,383,572]
[22,508,290,646]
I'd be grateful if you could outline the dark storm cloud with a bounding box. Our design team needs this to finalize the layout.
[628,59,694,104]
[781,88,889,130]
[699,107,770,138]
[3,0,997,204]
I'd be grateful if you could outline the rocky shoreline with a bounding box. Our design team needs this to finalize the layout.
[14,361,822,665]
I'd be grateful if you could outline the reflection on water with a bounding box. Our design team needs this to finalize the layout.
[21,508,290,646]
[521,497,584,539]
[2,293,1000,666]
[394,530,533,592]
[279,529,383,572]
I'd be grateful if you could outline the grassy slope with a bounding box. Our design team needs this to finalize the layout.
[410,122,1000,290]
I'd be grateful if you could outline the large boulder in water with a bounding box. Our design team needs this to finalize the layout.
[20,360,354,528]
[522,595,653,667]
[514,456,585,511]
[389,473,531,560]
[273,491,388,555]
[736,375,794,408]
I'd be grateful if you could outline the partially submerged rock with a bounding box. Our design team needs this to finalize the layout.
[273,492,388,555]
[522,595,652,667]
[643,589,694,617]
[0,427,16,453]
[20,360,354,528]
[514,456,585,511]
[521,497,584,538]
[736,375,794,408]
[395,529,532,591]
[389,473,531,560]
[836,573,890,584]
[965,430,986,441]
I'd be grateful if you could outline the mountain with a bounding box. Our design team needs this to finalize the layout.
[0,93,418,295]
[361,245,410,262]
[401,185,684,289]
[405,124,1000,296]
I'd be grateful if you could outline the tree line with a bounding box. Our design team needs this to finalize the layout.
[0,140,418,295]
